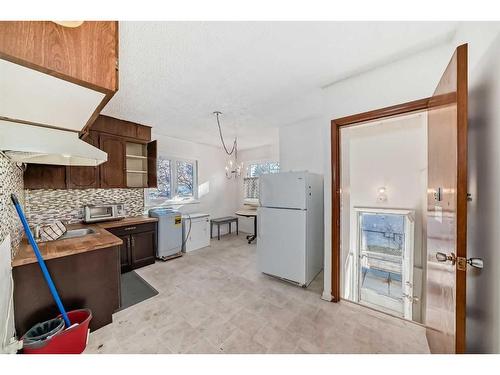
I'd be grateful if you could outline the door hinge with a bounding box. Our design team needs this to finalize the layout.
[456,256,467,271]
[116,58,119,70]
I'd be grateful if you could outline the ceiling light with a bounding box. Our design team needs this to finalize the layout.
[214,111,243,179]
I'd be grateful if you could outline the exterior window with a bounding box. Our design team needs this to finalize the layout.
[244,161,279,199]
[247,161,280,178]
[176,160,194,197]
[149,157,171,200]
[145,157,198,206]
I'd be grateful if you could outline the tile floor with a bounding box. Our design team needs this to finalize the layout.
[85,234,430,354]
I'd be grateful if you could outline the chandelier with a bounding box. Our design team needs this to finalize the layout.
[214,111,243,179]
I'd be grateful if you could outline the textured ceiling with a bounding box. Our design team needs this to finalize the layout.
[102,21,458,149]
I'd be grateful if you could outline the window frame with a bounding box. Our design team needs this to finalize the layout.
[243,159,279,200]
[145,156,199,207]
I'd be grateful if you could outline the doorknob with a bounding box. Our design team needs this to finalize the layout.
[436,252,456,265]
[436,252,484,270]
[467,258,484,269]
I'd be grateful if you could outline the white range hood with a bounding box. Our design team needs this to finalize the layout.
[0,120,107,166]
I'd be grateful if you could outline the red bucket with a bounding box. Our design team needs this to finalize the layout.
[22,309,92,354]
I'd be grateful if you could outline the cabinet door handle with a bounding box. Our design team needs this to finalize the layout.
[131,236,135,248]
[124,226,136,231]
[127,237,131,249]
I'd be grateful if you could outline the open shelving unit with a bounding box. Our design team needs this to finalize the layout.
[126,142,148,187]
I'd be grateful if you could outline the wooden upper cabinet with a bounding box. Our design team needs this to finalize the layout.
[24,164,67,189]
[0,21,118,132]
[67,131,100,189]
[91,115,152,142]
[0,21,118,92]
[99,133,126,188]
[22,114,158,190]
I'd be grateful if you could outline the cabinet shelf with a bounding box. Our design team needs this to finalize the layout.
[126,170,147,174]
[126,154,147,160]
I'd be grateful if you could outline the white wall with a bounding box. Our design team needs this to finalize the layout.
[237,143,279,233]
[152,132,239,236]
[279,117,325,174]
[340,113,427,322]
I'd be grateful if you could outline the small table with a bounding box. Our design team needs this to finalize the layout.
[235,209,258,244]
[210,216,239,240]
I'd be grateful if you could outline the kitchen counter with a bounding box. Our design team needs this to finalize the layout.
[97,215,158,229]
[12,223,123,267]
[11,215,159,334]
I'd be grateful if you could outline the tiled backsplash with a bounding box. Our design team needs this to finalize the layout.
[0,154,24,255]
[25,188,145,226]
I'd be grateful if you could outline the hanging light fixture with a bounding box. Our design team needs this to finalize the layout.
[214,111,243,179]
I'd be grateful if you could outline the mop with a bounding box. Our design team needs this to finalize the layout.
[10,194,71,327]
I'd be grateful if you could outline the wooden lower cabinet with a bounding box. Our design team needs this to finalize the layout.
[131,230,156,269]
[13,246,121,334]
[108,223,157,273]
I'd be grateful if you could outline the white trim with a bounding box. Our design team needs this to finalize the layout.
[321,290,333,302]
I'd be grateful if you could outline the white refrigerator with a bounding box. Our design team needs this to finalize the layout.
[257,171,324,287]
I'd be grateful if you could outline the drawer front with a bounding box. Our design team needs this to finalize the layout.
[107,222,157,236]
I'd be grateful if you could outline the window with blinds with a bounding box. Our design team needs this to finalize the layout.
[243,161,279,199]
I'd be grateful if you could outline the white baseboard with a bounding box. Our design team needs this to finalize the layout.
[321,290,333,302]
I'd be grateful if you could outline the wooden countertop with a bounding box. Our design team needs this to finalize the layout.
[12,223,123,268]
[97,215,158,229]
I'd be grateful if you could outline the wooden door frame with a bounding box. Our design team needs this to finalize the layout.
[330,97,431,302]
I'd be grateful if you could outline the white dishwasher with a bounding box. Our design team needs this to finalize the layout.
[182,213,210,252]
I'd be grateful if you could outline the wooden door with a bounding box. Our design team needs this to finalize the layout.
[425,44,468,353]
[147,140,157,188]
[99,133,126,188]
[131,230,156,269]
[67,131,100,189]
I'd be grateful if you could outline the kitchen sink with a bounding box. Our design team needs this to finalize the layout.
[58,228,96,240]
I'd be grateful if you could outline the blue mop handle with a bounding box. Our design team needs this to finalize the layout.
[11,194,71,327]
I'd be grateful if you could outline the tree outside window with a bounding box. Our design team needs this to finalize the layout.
[148,157,171,199]
[176,160,194,197]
